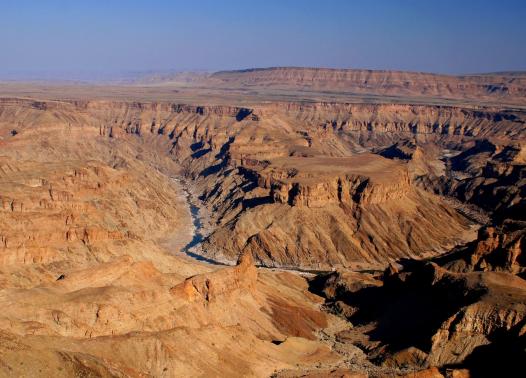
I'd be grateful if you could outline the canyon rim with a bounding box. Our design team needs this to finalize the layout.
[1,1,526,377]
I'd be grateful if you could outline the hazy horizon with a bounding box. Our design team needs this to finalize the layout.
[2,0,526,81]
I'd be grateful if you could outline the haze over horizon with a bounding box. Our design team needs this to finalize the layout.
[1,0,526,81]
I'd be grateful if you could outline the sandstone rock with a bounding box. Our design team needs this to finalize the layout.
[445,369,471,378]
[399,367,444,378]
[0,89,524,376]
[171,251,258,302]
[437,220,525,274]
[381,347,429,370]
[309,270,382,301]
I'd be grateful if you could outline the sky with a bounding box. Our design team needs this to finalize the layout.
[1,0,525,79]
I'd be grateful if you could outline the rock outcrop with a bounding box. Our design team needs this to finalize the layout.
[200,151,472,269]
[172,251,258,302]
[436,220,525,275]
[0,90,524,376]
[3,98,498,269]
[311,224,526,377]
[253,155,411,207]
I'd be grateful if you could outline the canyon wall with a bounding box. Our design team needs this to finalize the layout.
[1,98,524,269]
[210,67,526,105]
[0,94,524,376]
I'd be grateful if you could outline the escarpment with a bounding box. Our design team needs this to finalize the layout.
[0,97,341,377]
[252,102,526,139]
[3,98,526,141]
[6,98,522,269]
[197,150,471,269]
[209,67,526,105]
[0,71,524,378]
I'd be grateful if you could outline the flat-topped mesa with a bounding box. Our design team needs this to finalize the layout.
[252,154,411,207]
[211,67,526,100]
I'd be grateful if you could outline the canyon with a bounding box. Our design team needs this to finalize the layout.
[0,67,525,377]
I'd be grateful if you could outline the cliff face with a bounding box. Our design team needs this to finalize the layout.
[3,98,526,139]
[1,98,523,270]
[209,67,526,105]
[435,220,525,275]
[0,91,525,376]
[311,254,526,376]
[0,98,338,377]
[254,157,411,207]
[253,102,526,140]
[268,174,409,207]
[6,98,520,269]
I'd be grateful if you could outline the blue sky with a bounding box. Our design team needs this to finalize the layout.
[1,0,525,78]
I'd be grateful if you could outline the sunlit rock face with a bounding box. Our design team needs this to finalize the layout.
[0,65,525,377]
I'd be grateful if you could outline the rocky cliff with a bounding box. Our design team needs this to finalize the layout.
[7,98,525,268]
[0,90,525,376]
[0,97,338,377]
[311,248,526,376]
[209,67,526,105]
